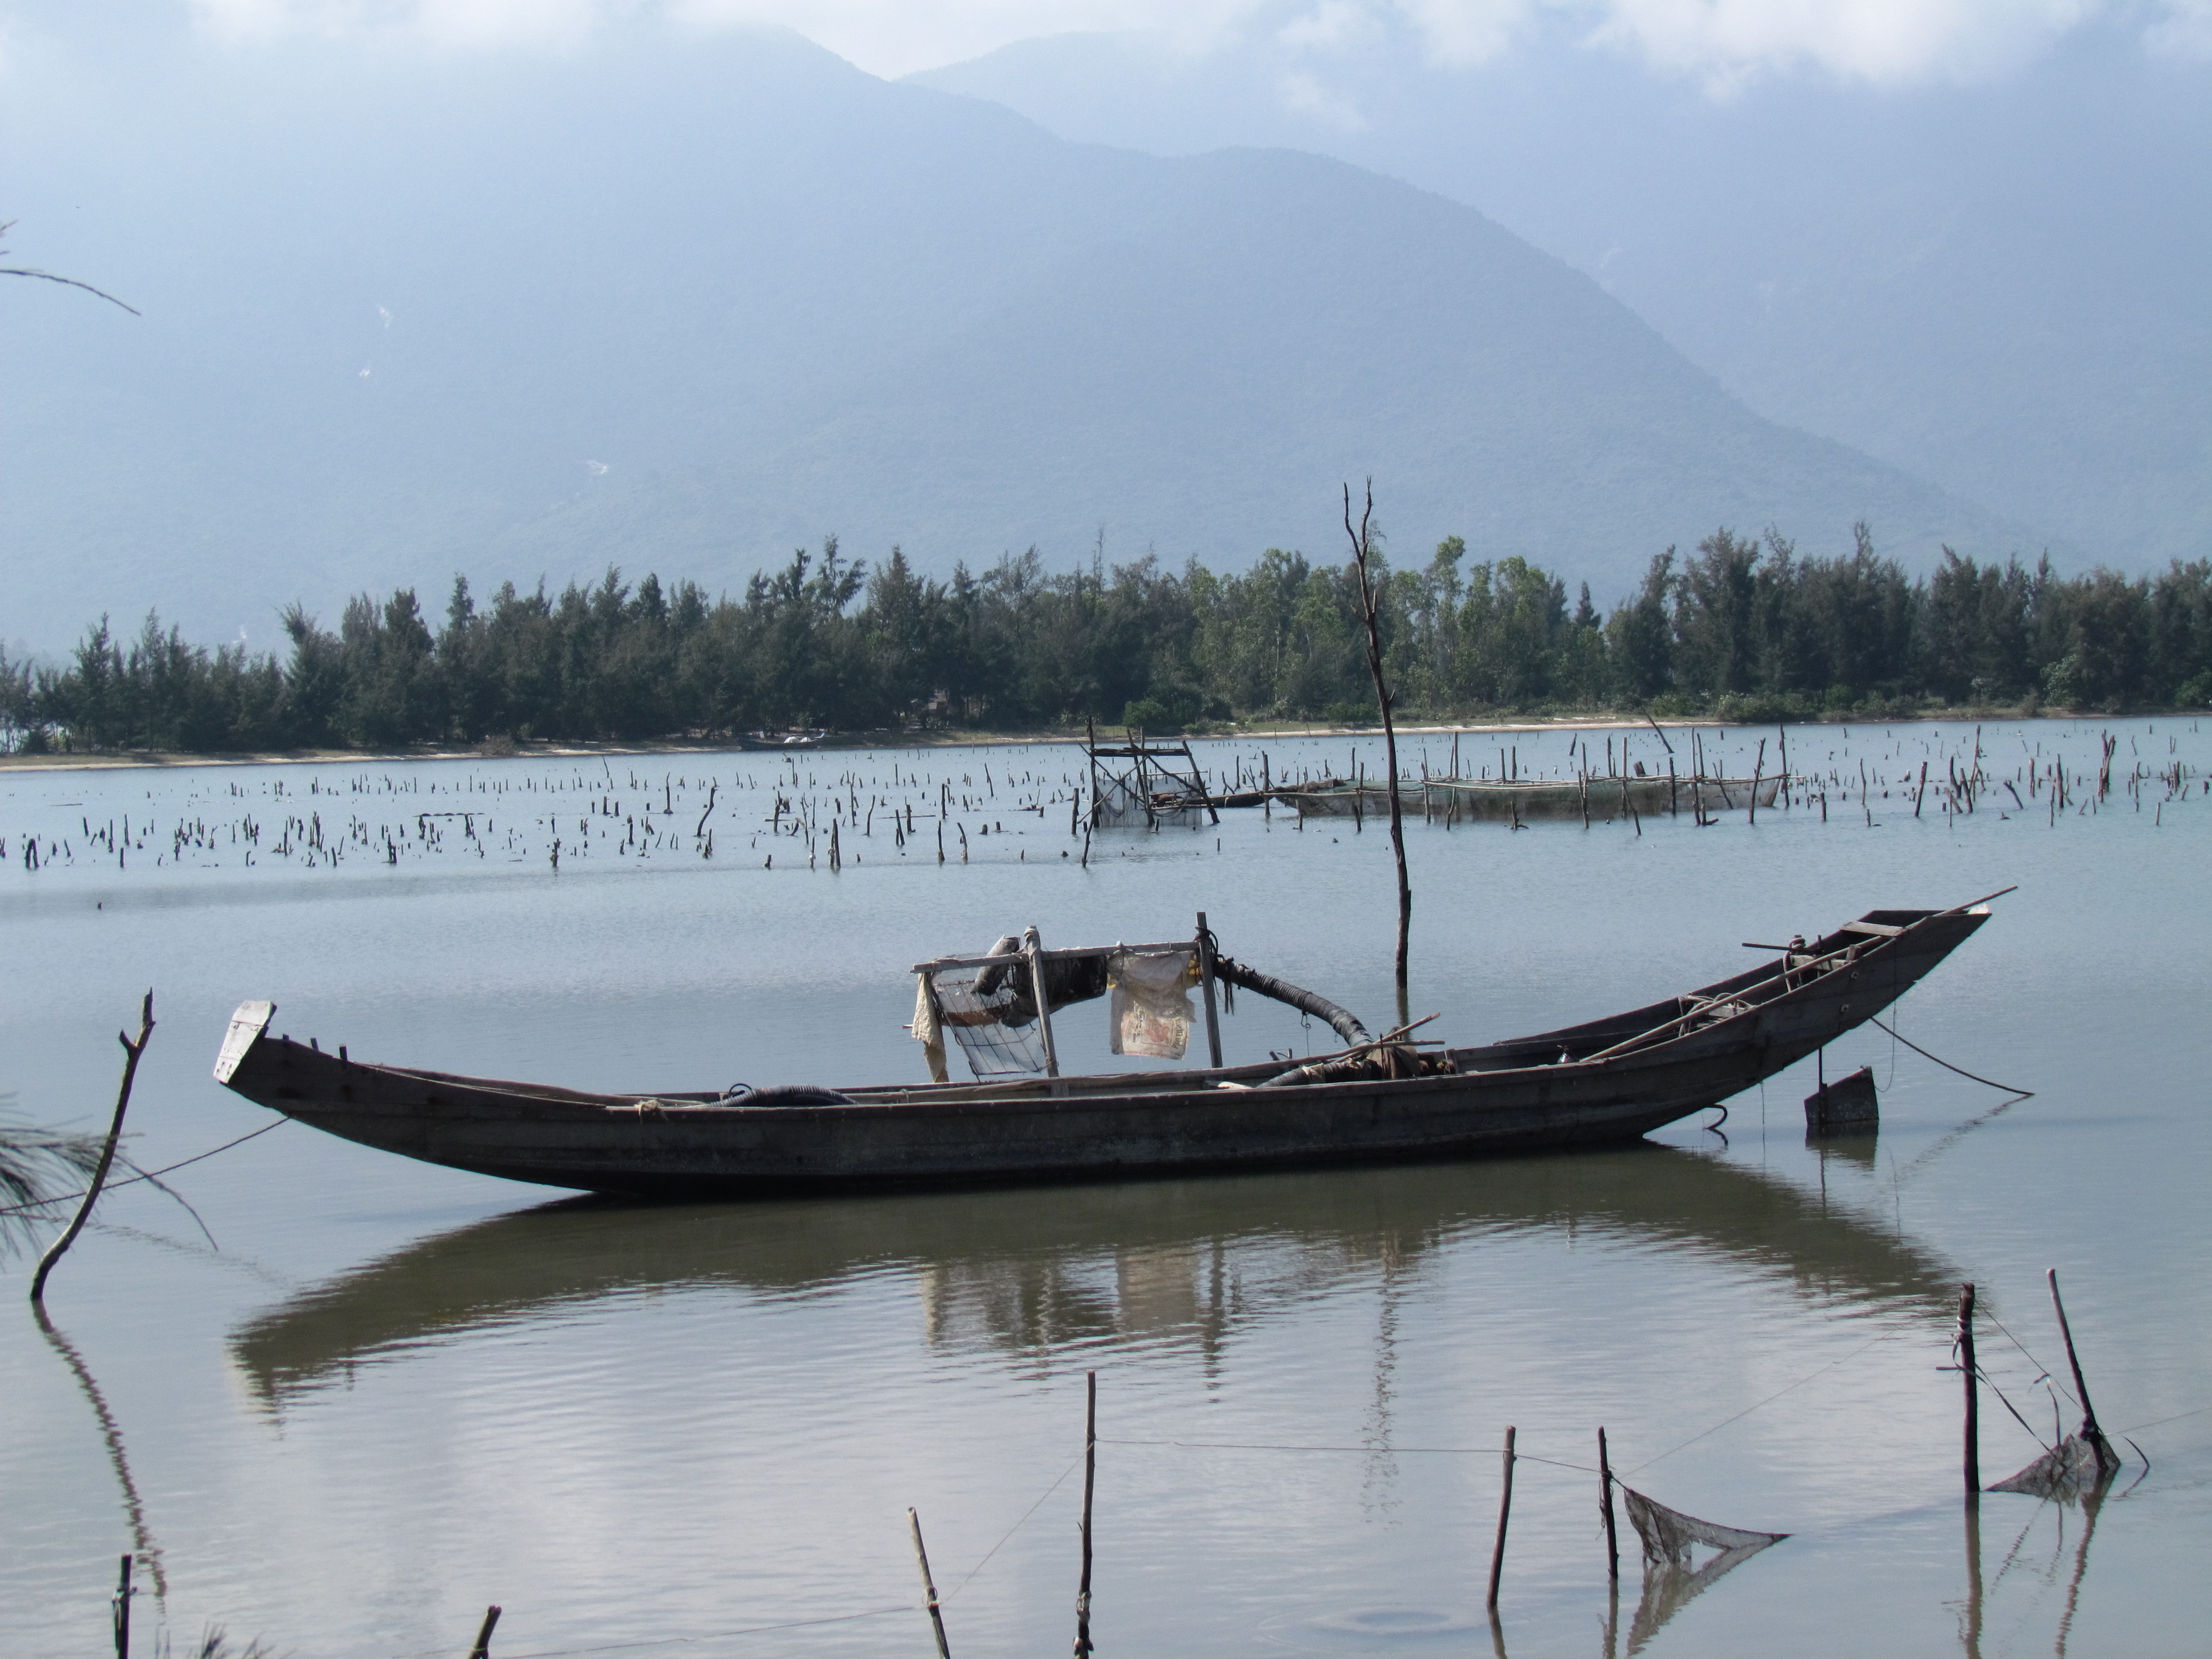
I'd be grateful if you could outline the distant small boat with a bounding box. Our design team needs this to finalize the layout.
[737,730,828,752]
[211,897,1997,1199]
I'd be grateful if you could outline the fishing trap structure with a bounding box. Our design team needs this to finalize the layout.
[1084,718,1218,830]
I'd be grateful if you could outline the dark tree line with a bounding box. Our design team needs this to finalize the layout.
[6,525,2210,754]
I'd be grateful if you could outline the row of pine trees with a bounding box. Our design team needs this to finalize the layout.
[6,526,2211,753]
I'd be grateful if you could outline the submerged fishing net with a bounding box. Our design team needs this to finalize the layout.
[1620,1487,1788,1657]
[1622,1487,1788,1568]
[1988,1432,2121,1501]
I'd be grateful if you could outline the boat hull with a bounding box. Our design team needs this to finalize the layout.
[214,905,1989,1199]
[1421,775,1781,822]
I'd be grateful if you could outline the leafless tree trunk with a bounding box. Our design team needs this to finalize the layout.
[30,993,154,1303]
[1345,481,1411,1016]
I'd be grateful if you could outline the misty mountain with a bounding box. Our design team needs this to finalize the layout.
[3,12,2010,653]
[914,16,2212,574]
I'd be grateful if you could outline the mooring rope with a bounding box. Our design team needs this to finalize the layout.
[0,1119,288,1220]
[1867,1015,2033,1098]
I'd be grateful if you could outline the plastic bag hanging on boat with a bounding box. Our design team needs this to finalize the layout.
[1109,949,1196,1059]
[910,973,949,1084]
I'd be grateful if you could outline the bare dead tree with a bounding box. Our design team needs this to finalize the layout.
[1,221,139,315]
[1344,480,1411,1016]
[30,993,155,1303]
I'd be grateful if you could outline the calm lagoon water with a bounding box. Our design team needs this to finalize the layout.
[3,719,2208,1658]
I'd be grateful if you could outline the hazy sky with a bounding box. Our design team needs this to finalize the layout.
[174,0,2212,84]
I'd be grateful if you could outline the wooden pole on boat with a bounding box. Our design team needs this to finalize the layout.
[1598,1428,1620,1581]
[1195,912,1224,1069]
[1025,926,1060,1079]
[1487,1426,1516,1612]
[909,1509,953,1659]
[1074,1370,1096,1659]
[466,1605,502,1659]
[1959,1283,1981,1496]
[32,992,155,1304]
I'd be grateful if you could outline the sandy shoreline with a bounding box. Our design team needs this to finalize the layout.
[0,707,2080,774]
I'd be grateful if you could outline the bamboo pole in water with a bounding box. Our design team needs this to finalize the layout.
[1599,1428,1620,1581]
[1075,1370,1096,1659]
[1960,1283,1981,1496]
[111,1555,133,1659]
[909,1510,952,1659]
[1487,1426,1516,1611]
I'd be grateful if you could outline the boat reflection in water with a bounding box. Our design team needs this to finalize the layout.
[231,1142,1955,1410]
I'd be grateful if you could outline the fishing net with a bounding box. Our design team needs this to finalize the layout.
[1618,1486,1787,1657]
[1622,1487,1788,1568]
[1090,773,1151,828]
[1988,1433,2121,1501]
[930,951,1050,1077]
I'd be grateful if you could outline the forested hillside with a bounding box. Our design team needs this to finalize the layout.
[8,531,2207,755]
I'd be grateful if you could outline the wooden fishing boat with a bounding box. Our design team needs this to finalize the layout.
[1423,773,1782,822]
[211,897,1997,1198]
[1275,779,1419,817]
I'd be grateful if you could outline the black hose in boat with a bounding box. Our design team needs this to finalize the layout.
[1210,956,1370,1045]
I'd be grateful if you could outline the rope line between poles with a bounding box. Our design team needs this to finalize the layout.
[1627,1332,1898,1474]
[1100,1437,1599,1474]
[945,1453,1081,1600]
[387,1604,919,1659]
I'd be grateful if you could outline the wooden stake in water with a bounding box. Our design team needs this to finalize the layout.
[909,1509,952,1659]
[467,1605,502,1659]
[112,1554,133,1659]
[1959,1283,1981,1496]
[1598,1428,1620,1581]
[1487,1427,1516,1611]
[1075,1369,1097,1658]
[2047,1269,2106,1450]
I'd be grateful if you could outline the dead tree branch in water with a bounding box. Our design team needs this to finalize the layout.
[1,221,140,315]
[1345,480,1412,1015]
[30,992,155,1303]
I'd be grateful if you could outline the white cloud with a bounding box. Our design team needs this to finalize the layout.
[2146,0,2212,58]
[191,0,615,52]
[180,0,2205,84]
[1389,0,1533,66]
[1575,0,2100,89]
[1278,67,1367,124]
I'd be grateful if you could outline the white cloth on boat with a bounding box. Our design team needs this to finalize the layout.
[911,973,949,1083]
[1109,949,1197,1059]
